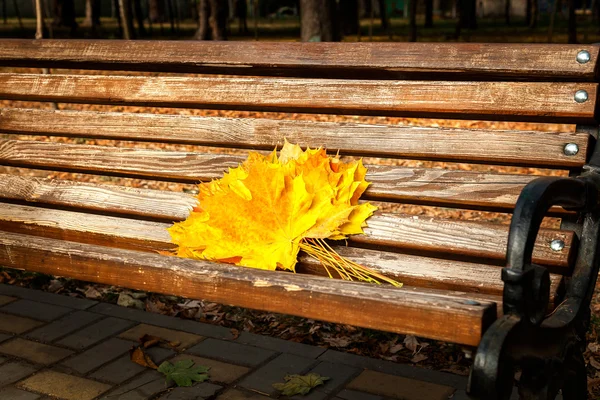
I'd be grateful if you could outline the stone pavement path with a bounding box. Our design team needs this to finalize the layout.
[0,284,471,400]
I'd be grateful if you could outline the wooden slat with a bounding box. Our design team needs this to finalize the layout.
[0,40,597,81]
[0,141,566,212]
[0,230,497,346]
[0,108,589,168]
[0,74,596,123]
[0,203,574,271]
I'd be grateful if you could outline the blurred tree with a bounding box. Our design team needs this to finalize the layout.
[234,0,248,34]
[149,0,165,22]
[455,0,476,38]
[300,0,340,41]
[340,0,359,35]
[195,0,228,40]
[526,0,538,27]
[133,0,147,35]
[53,0,77,32]
[83,0,101,33]
[118,0,136,38]
[567,0,576,43]
[505,0,510,24]
[409,0,417,40]
[425,0,434,27]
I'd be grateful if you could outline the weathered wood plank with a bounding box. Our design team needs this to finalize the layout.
[0,74,596,123]
[0,40,597,81]
[0,203,574,271]
[0,230,498,346]
[0,108,588,168]
[0,141,567,212]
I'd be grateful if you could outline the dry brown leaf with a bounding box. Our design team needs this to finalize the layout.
[404,335,420,354]
[590,357,600,370]
[589,342,600,353]
[130,346,158,369]
[230,328,240,340]
[411,353,428,363]
[390,343,404,354]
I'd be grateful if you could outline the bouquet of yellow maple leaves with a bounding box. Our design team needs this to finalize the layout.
[168,141,400,286]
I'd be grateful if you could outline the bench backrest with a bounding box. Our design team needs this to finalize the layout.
[0,39,598,347]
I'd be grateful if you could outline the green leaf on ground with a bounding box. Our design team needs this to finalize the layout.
[157,359,210,387]
[272,373,330,396]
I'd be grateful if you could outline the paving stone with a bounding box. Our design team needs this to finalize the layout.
[0,295,16,306]
[0,313,44,334]
[56,317,135,349]
[188,338,276,367]
[27,310,103,343]
[169,354,250,384]
[61,337,133,374]
[239,353,317,397]
[237,332,326,359]
[19,370,111,400]
[90,346,175,384]
[346,370,456,400]
[0,361,38,386]
[0,338,73,365]
[89,303,235,339]
[217,389,271,399]
[0,332,12,343]
[158,382,223,399]
[336,389,384,400]
[290,361,361,400]
[1,299,72,322]
[0,387,42,400]
[319,350,467,389]
[0,285,97,310]
[119,323,204,351]
[99,370,167,400]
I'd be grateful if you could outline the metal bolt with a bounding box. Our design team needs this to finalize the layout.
[574,90,588,103]
[550,239,565,252]
[563,143,579,156]
[576,50,591,64]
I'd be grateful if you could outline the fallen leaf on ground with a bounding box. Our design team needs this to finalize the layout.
[158,359,210,387]
[117,293,145,309]
[130,346,158,369]
[230,328,240,340]
[404,335,420,354]
[411,353,428,363]
[138,334,180,349]
[324,335,353,348]
[272,373,330,396]
[83,286,102,299]
[590,357,600,370]
[390,343,404,354]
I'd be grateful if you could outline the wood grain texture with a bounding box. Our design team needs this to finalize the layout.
[0,108,589,168]
[0,40,597,81]
[0,230,498,346]
[0,140,568,212]
[0,203,574,271]
[0,74,596,123]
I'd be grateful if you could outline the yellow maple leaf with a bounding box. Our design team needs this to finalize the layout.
[168,141,401,286]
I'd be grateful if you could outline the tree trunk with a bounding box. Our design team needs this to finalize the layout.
[84,0,101,32]
[53,0,77,32]
[425,0,434,27]
[195,0,210,39]
[118,0,136,39]
[208,0,228,40]
[455,0,476,37]
[528,0,538,28]
[1,0,6,24]
[567,0,576,43]
[409,0,417,41]
[149,0,165,22]
[547,0,559,42]
[377,0,387,30]
[300,0,321,41]
[505,0,510,24]
[234,0,248,34]
[340,0,359,35]
[35,0,44,39]
[133,0,146,36]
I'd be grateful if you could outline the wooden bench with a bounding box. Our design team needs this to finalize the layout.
[0,39,599,399]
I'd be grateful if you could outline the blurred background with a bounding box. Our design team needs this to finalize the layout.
[1,0,598,43]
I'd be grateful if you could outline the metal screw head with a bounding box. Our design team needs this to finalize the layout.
[576,50,591,64]
[550,239,565,252]
[563,143,579,156]
[574,90,589,103]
